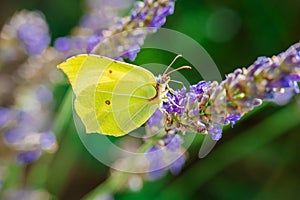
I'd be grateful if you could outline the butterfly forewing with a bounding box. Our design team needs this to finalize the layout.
[58,54,159,136]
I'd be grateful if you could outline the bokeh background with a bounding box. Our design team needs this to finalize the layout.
[1,0,300,199]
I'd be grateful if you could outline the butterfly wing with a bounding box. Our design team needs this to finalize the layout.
[58,54,158,136]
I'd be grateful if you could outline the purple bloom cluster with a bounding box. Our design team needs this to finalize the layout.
[165,134,183,151]
[146,146,166,180]
[54,36,87,56]
[130,0,175,28]
[160,42,300,141]
[163,88,186,114]
[208,125,222,140]
[16,12,50,56]
[146,134,185,180]
[0,107,11,126]
[54,0,176,61]
[1,108,57,164]
[146,109,163,127]
[90,0,177,61]
[226,113,241,127]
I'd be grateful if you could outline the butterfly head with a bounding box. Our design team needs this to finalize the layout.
[157,55,191,87]
[156,74,171,85]
[153,55,191,104]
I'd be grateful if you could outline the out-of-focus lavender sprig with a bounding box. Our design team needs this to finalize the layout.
[54,0,176,62]
[0,100,57,164]
[150,42,300,141]
[145,111,186,179]
[146,134,186,180]
[0,10,50,62]
[0,11,60,161]
[54,0,134,57]
[85,0,176,60]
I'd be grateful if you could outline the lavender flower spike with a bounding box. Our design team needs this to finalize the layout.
[162,43,300,140]
[90,0,176,60]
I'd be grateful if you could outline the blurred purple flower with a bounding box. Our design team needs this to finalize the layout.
[147,162,166,180]
[146,146,166,180]
[0,107,11,126]
[54,36,86,55]
[148,1,175,27]
[87,34,102,54]
[272,88,295,105]
[208,125,222,141]
[17,20,50,55]
[226,113,241,127]
[3,128,25,144]
[147,109,163,126]
[146,146,161,161]
[16,150,41,164]
[163,87,186,114]
[91,0,177,60]
[40,131,56,150]
[166,134,183,151]
[122,45,141,61]
[54,37,72,54]
[36,85,53,105]
[1,107,57,164]
[169,154,185,175]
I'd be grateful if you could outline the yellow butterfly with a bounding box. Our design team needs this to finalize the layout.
[57,54,188,136]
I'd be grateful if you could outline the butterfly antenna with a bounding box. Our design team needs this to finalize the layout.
[169,79,185,88]
[163,55,183,75]
[166,65,191,76]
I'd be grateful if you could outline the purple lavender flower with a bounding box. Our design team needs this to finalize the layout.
[146,146,162,161]
[190,81,210,95]
[54,36,86,56]
[147,162,166,180]
[54,37,72,54]
[87,34,102,54]
[16,150,41,164]
[272,88,295,105]
[146,146,166,180]
[148,1,175,27]
[161,42,300,141]
[17,17,50,55]
[145,145,186,179]
[122,45,141,61]
[147,109,163,127]
[226,113,241,127]
[91,0,177,60]
[169,154,185,175]
[208,125,222,140]
[163,87,186,114]
[3,128,25,144]
[165,134,183,151]
[1,108,57,164]
[0,107,11,126]
[40,131,56,150]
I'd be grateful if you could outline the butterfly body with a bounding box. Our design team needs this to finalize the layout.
[58,54,170,136]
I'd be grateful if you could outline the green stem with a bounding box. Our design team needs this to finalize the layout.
[52,88,73,141]
[27,88,73,188]
[82,129,165,200]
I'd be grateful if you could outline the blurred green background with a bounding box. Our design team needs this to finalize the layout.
[1,0,300,199]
